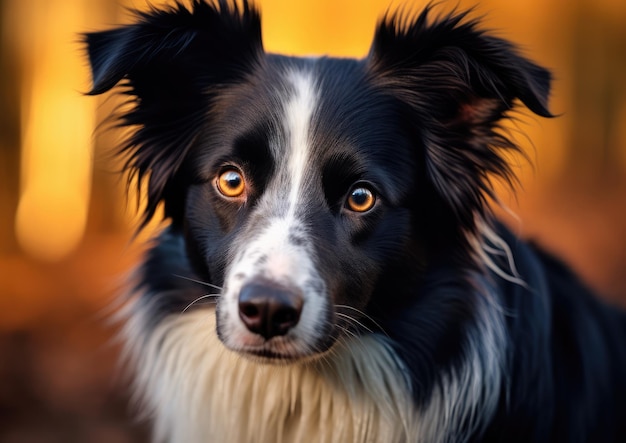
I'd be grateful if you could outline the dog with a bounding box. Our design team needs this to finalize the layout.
[84,1,626,442]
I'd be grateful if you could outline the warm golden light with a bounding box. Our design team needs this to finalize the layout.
[12,0,95,262]
[260,0,385,57]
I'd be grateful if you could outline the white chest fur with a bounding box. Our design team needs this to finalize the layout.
[123,308,420,443]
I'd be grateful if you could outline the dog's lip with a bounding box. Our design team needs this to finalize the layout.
[230,334,326,362]
[244,348,299,360]
[233,333,338,363]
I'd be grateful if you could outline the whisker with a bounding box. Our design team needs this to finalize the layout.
[336,312,374,334]
[335,323,359,340]
[173,274,223,291]
[182,293,220,313]
[334,304,389,337]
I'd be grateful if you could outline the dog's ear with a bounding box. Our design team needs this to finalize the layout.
[367,7,553,234]
[84,0,262,228]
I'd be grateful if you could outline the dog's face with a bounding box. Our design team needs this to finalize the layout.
[183,59,418,359]
[85,1,551,362]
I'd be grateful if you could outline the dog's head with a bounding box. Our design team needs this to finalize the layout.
[85,0,551,361]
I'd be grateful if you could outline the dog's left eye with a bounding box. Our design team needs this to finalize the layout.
[216,168,246,198]
[346,186,376,213]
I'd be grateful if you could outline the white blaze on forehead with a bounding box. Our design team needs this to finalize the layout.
[283,69,318,218]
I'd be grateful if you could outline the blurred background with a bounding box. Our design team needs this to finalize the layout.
[0,0,625,441]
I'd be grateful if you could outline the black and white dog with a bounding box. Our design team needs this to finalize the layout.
[85,1,626,442]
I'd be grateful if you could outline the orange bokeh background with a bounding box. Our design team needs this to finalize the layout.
[0,0,625,441]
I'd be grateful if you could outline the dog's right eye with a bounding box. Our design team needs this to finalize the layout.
[216,168,246,198]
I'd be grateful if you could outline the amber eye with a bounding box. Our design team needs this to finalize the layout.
[346,186,376,213]
[216,169,245,198]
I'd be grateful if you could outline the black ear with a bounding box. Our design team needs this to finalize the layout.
[84,0,262,227]
[367,7,553,234]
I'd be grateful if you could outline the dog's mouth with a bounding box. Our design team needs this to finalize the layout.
[239,346,310,364]
[226,330,338,364]
[246,348,287,359]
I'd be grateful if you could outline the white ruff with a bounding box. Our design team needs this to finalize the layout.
[125,308,420,443]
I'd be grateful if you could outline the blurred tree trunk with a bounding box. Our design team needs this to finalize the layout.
[0,3,21,253]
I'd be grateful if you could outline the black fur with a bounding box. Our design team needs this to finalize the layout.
[86,0,263,228]
[85,1,626,442]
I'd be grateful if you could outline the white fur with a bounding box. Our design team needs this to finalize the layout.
[125,307,419,443]
[473,220,527,288]
[283,69,317,218]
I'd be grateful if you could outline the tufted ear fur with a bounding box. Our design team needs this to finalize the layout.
[367,7,553,236]
[84,0,262,228]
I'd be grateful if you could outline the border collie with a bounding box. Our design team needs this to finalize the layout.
[84,1,626,441]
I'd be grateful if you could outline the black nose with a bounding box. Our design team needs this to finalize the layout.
[238,280,303,339]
